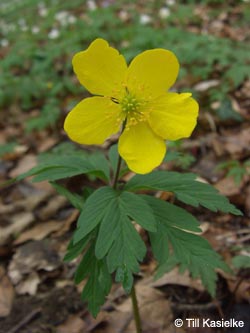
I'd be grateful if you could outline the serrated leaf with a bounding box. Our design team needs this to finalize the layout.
[125,171,242,215]
[120,191,157,232]
[115,266,134,293]
[50,182,84,210]
[63,235,90,262]
[157,229,228,296]
[170,228,229,296]
[143,195,200,265]
[74,187,149,293]
[75,243,96,284]
[74,187,117,244]
[76,244,112,317]
[149,224,169,265]
[107,214,146,292]
[142,195,201,232]
[95,198,121,259]
[146,196,230,296]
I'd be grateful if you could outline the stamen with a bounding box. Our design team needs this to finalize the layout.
[119,90,149,127]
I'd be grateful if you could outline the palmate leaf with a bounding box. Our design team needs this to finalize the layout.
[106,214,146,292]
[125,171,242,215]
[144,195,230,296]
[142,195,201,265]
[63,234,91,262]
[73,186,117,243]
[73,187,153,293]
[120,191,157,232]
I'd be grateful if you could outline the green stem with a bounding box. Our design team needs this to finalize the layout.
[111,149,142,333]
[130,284,142,333]
[112,154,122,189]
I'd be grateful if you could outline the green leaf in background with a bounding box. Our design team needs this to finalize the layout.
[232,255,250,269]
[0,142,17,158]
[125,171,242,215]
[216,98,243,122]
[108,144,128,177]
[88,151,110,181]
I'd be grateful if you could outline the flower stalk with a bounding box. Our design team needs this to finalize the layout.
[112,152,142,333]
[130,284,142,333]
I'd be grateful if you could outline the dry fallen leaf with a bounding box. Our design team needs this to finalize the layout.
[8,240,61,286]
[227,279,250,303]
[56,314,86,333]
[215,176,243,196]
[37,195,68,220]
[9,154,37,178]
[16,271,40,295]
[150,268,205,293]
[0,212,34,246]
[116,279,173,333]
[14,221,62,245]
[221,128,250,156]
[194,79,220,92]
[0,266,15,317]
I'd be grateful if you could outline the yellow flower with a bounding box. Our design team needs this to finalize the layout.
[64,38,199,174]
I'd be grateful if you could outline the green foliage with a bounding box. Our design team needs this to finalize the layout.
[0,142,17,158]
[73,187,152,295]
[14,143,242,317]
[74,243,112,317]
[143,195,229,296]
[217,159,250,185]
[2,1,249,129]
[166,141,196,169]
[214,98,243,122]
[125,171,242,215]
[232,255,250,269]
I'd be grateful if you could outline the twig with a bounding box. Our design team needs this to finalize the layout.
[6,308,41,333]
[171,301,220,312]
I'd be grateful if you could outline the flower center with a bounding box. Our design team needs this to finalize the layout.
[121,93,141,114]
[120,92,148,127]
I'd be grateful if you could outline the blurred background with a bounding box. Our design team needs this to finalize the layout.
[0,0,250,332]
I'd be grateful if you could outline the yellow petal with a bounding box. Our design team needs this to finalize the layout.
[64,97,122,144]
[148,92,199,141]
[118,122,166,174]
[126,49,179,99]
[72,38,127,98]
